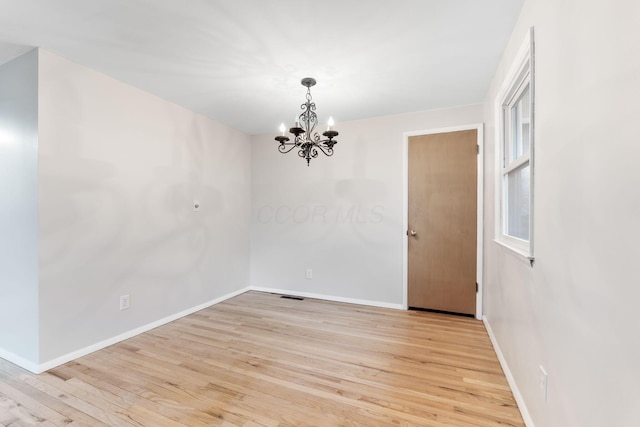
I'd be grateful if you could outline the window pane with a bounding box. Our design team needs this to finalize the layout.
[506,163,530,241]
[510,84,530,162]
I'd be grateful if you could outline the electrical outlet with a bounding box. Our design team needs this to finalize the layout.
[119,294,130,311]
[305,268,312,279]
[539,365,548,402]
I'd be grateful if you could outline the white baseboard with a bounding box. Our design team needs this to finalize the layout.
[250,286,404,310]
[3,286,251,374]
[0,347,40,374]
[483,315,535,427]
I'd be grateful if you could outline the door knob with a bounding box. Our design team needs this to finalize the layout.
[410,230,417,236]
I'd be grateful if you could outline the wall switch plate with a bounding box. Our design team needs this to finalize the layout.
[539,365,548,402]
[305,268,312,279]
[120,294,130,311]
[193,200,200,211]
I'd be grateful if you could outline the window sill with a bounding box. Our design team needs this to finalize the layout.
[493,239,535,266]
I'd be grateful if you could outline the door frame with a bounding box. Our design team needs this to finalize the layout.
[402,124,484,319]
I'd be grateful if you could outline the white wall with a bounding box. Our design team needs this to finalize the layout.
[483,1,640,426]
[251,106,482,306]
[0,49,39,366]
[37,50,251,364]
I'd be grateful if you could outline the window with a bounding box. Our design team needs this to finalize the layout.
[496,28,534,259]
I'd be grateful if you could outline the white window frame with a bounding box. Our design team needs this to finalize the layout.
[495,27,535,261]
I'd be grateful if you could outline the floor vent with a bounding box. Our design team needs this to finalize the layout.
[280,295,304,301]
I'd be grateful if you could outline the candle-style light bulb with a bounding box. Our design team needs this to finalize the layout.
[279,123,286,136]
[327,116,334,131]
[294,115,300,128]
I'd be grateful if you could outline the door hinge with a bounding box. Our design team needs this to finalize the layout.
[476,144,480,154]
[476,282,478,292]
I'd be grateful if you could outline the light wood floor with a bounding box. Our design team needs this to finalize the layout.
[0,291,524,426]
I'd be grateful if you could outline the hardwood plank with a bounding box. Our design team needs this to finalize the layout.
[0,365,108,426]
[0,291,524,426]
[0,380,71,426]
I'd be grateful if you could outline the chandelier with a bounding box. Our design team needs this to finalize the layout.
[275,77,339,166]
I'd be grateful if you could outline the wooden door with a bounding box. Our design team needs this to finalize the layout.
[408,130,477,315]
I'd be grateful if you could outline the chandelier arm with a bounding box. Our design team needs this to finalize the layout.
[278,143,299,154]
[314,144,334,157]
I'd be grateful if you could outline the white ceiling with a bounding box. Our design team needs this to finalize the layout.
[0,0,524,135]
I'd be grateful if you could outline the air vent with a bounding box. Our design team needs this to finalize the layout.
[280,295,304,301]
